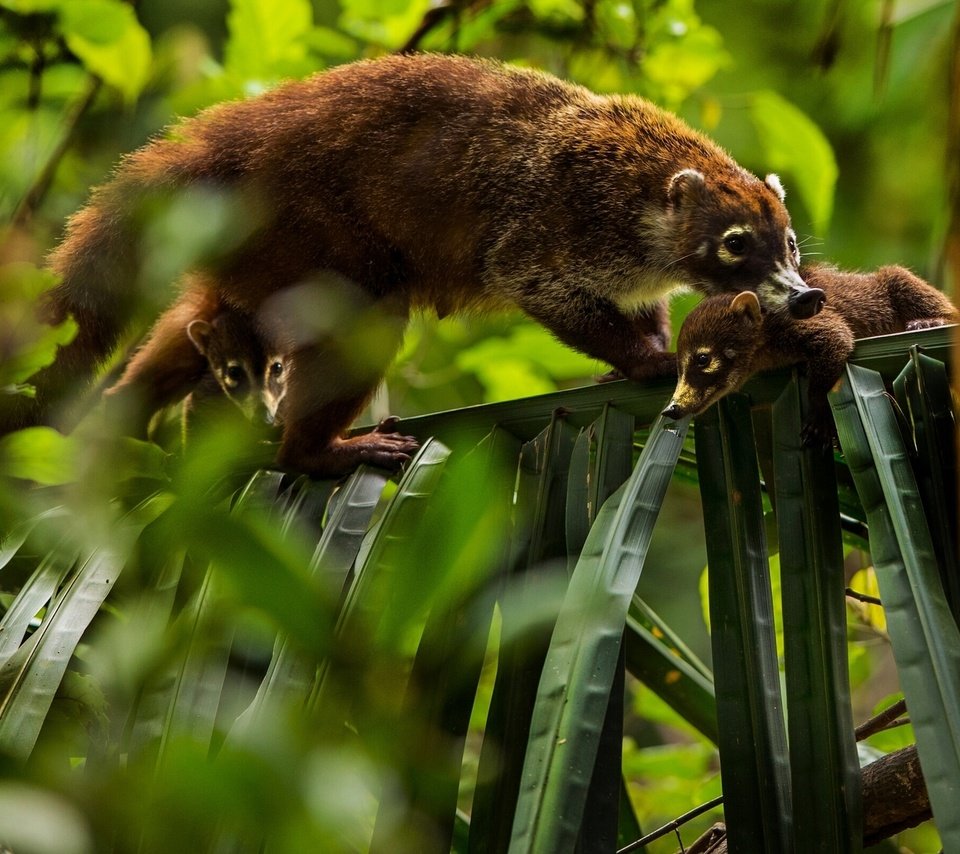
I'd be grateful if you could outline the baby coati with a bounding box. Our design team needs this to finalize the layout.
[9,53,825,478]
[662,263,958,438]
[181,308,287,437]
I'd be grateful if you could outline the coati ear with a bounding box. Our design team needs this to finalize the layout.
[666,169,707,211]
[764,174,786,202]
[731,290,762,323]
[186,319,213,356]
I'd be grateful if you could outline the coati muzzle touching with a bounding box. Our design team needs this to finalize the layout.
[183,309,287,430]
[662,263,958,442]
[10,53,825,478]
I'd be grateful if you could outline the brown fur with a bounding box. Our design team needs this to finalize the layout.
[182,308,286,439]
[9,54,819,477]
[664,263,959,439]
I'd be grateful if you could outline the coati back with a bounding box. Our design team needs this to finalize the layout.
[662,263,958,437]
[182,309,286,437]
[11,53,825,477]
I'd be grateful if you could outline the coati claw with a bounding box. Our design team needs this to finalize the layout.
[905,318,948,331]
[800,416,837,451]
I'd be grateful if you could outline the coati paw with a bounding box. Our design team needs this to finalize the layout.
[800,417,837,451]
[905,318,948,331]
[277,419,419,479]
[595,353,678,385]
[351,419,419,469]
[595,369,625,384]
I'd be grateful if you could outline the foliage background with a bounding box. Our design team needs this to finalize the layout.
[0,0,956,852]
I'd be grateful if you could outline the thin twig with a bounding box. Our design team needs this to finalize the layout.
[855,697,908,742]
[845,586,883,607]
[398,0,457,54]
[11,75,101,229]
[617,795,724,853]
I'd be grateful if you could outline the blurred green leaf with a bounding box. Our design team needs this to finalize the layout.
[338,0,430,49]
[0,0,60,11]
[528,0,584,24]
[644,25,728,105]
[749,90,838,231]
[59,0,152,101]
[0,264,76,391]
[0,427,78,484]
[225,0,313,84]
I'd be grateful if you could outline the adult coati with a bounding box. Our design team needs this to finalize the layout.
[662,263,958,439]
[181,308,287,438]
[9,53,824,477]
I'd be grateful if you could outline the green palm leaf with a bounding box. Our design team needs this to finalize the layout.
[830,362,960,850]
[509,413,690,854]
[0,493,171,760]
[695,395,791,853]
[471,414,575,854]
[772,375,861,852]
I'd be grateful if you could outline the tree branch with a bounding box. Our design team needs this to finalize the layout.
[10,74,101,230]
[683,745,931,853]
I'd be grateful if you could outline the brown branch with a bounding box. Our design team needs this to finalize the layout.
[683,745,930,853]
[398,0,458,54]
[855,697,908,742]
[10,75,101,230]
[845,586,883,607]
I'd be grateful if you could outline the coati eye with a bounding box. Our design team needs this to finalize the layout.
[225,364,245,385]
[723,234,747,256]
[694,353,711,368]
[270,361,283,378]
[787,234,799,261]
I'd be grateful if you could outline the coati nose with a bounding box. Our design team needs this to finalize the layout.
[662,402,684,420]
[787,287,826,319]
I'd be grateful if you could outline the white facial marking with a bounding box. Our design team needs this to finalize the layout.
[717,225,753,265]
[758,263,807,311]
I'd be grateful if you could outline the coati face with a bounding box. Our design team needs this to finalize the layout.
[663,169,825,319]
[187,314,287,425]
[662,291,763,420]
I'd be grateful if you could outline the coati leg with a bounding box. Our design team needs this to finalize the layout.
[515,286,677,382]
[269,292,418,478]
[274,342,418,478]
[594,301,672,383]
[877,265,960,328]
[104,282,220,432]
[762,309,855,447]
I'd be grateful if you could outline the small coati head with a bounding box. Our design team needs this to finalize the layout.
[662,291,762,420]
[662,169,825,319]
[186,312,286,425]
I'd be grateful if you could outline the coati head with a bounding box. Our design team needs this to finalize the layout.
[661,291,763,420]
[662,169,825,319]
[186,312,286,425]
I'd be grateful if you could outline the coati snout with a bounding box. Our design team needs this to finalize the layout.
[663,263,958,441]
[788,286,826,318]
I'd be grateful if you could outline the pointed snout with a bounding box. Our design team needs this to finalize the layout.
[662,402,685,420]
[768,266,826,319]
[788,285,826,319]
